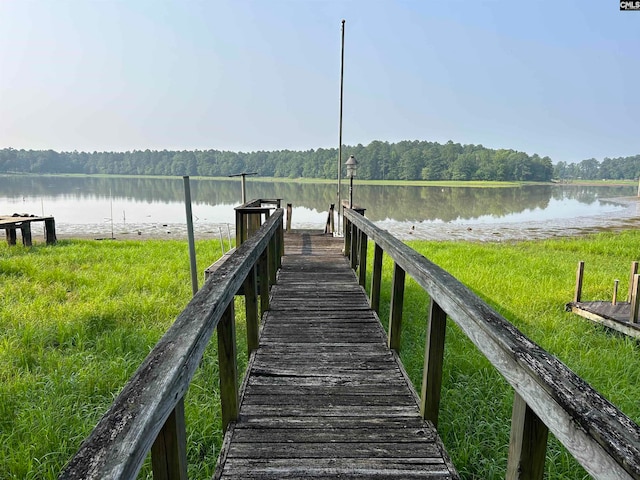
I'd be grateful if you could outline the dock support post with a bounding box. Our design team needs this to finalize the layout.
[420,299,447,428]
[370,244,383,314]
[388,263,406,352]
[6,228,16,245]
[244,266,259,356]
[628,261,638,301]
[151,397,188,480]
[286,203,292,232]
[630,274,640,324]
[21,223,32,246]
[44,217,56,245]
[217,303,239,432]
[506,392,548,480]
[350,222,357,270]
[329,204,335,234]
[358,231,368,287]
[574,261,584,303]
[259,249,270,314]
[343,216,351,257]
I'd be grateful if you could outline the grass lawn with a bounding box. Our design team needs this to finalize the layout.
[1,231,639,478]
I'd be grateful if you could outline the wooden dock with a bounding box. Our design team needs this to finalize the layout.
[214,232,458,479]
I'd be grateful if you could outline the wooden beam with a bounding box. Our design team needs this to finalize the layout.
[574,260,584,303]
[506,392,548,480]
[628,261,638,302]
[388,263,405,352]
[151,397,188,480]
[370,244,383,314]
[244,266,259,356]
[420,299,447,428]
[217,303,238,432]
[358,231,368,288]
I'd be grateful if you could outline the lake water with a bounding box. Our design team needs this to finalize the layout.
[1,175,638,242]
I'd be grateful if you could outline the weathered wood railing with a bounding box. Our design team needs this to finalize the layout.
[343,207,640,480]
[59,209,284,480]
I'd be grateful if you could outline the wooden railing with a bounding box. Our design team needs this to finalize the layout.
[59,208,284,480]
[343,207,640,480]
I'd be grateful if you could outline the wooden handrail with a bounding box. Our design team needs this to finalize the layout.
[59,209,284,480]
[344,207,640,480]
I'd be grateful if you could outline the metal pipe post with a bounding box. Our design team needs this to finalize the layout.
[183,176,199,296]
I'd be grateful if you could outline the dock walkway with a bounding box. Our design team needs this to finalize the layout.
[214,232,458,479]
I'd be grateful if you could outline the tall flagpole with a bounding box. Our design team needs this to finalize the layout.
[337,19,345,235]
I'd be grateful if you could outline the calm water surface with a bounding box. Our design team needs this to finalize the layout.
[1,176,638,241]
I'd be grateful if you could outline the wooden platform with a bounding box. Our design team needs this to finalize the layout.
[0,214,56,246]
[214,232,458,479]
[566,301,640,339]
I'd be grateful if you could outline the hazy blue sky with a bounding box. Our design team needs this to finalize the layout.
[1,1,638,163]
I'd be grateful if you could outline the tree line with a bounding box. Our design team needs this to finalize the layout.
[553,155,640,181]
[0,140,553,181]
[0,140,636,181]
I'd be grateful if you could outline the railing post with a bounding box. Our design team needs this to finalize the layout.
[574,260,584,302]
[630,274,640,324]
[420,299,447,428]
[350,222,358,270]
[244,266,259,356]
[235,209,245,246]
[259,248,270,314]
[506,392,548,480]
[329,203,335,234]
[279,221,284,264]
[268,233,277,286]
[370,244,383,314]
[217,303,238,432]
[388,262,406,352]
[151,397,188,480]
[343,215,351,257]
[286,203,292,232]
[628,261,639,301]
[358,231,368,287]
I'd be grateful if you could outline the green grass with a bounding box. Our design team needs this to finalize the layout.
[369,230,640,479]
[0,238,242,479]
[2,231,640,479]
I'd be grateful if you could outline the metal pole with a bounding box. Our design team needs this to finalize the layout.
[337,19,345,235]
[241,174,247,204]
[183,176,199,296]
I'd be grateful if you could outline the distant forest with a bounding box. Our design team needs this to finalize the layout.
[0,140,638,181]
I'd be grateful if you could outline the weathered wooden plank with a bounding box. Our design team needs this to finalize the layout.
[231,426,437,443]
[242,393,416,407]
[227,441,443,458]
[239,404,419,417]
[220,458,451,479]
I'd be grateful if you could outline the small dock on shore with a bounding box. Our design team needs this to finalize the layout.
[0,214,56,246]
[567,260,640,340]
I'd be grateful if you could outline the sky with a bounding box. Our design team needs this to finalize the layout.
[1,0,638,164]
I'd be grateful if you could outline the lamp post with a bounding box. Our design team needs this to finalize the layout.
[346,155,357,208]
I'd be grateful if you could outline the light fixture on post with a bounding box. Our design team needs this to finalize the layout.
[346,155,357,209]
